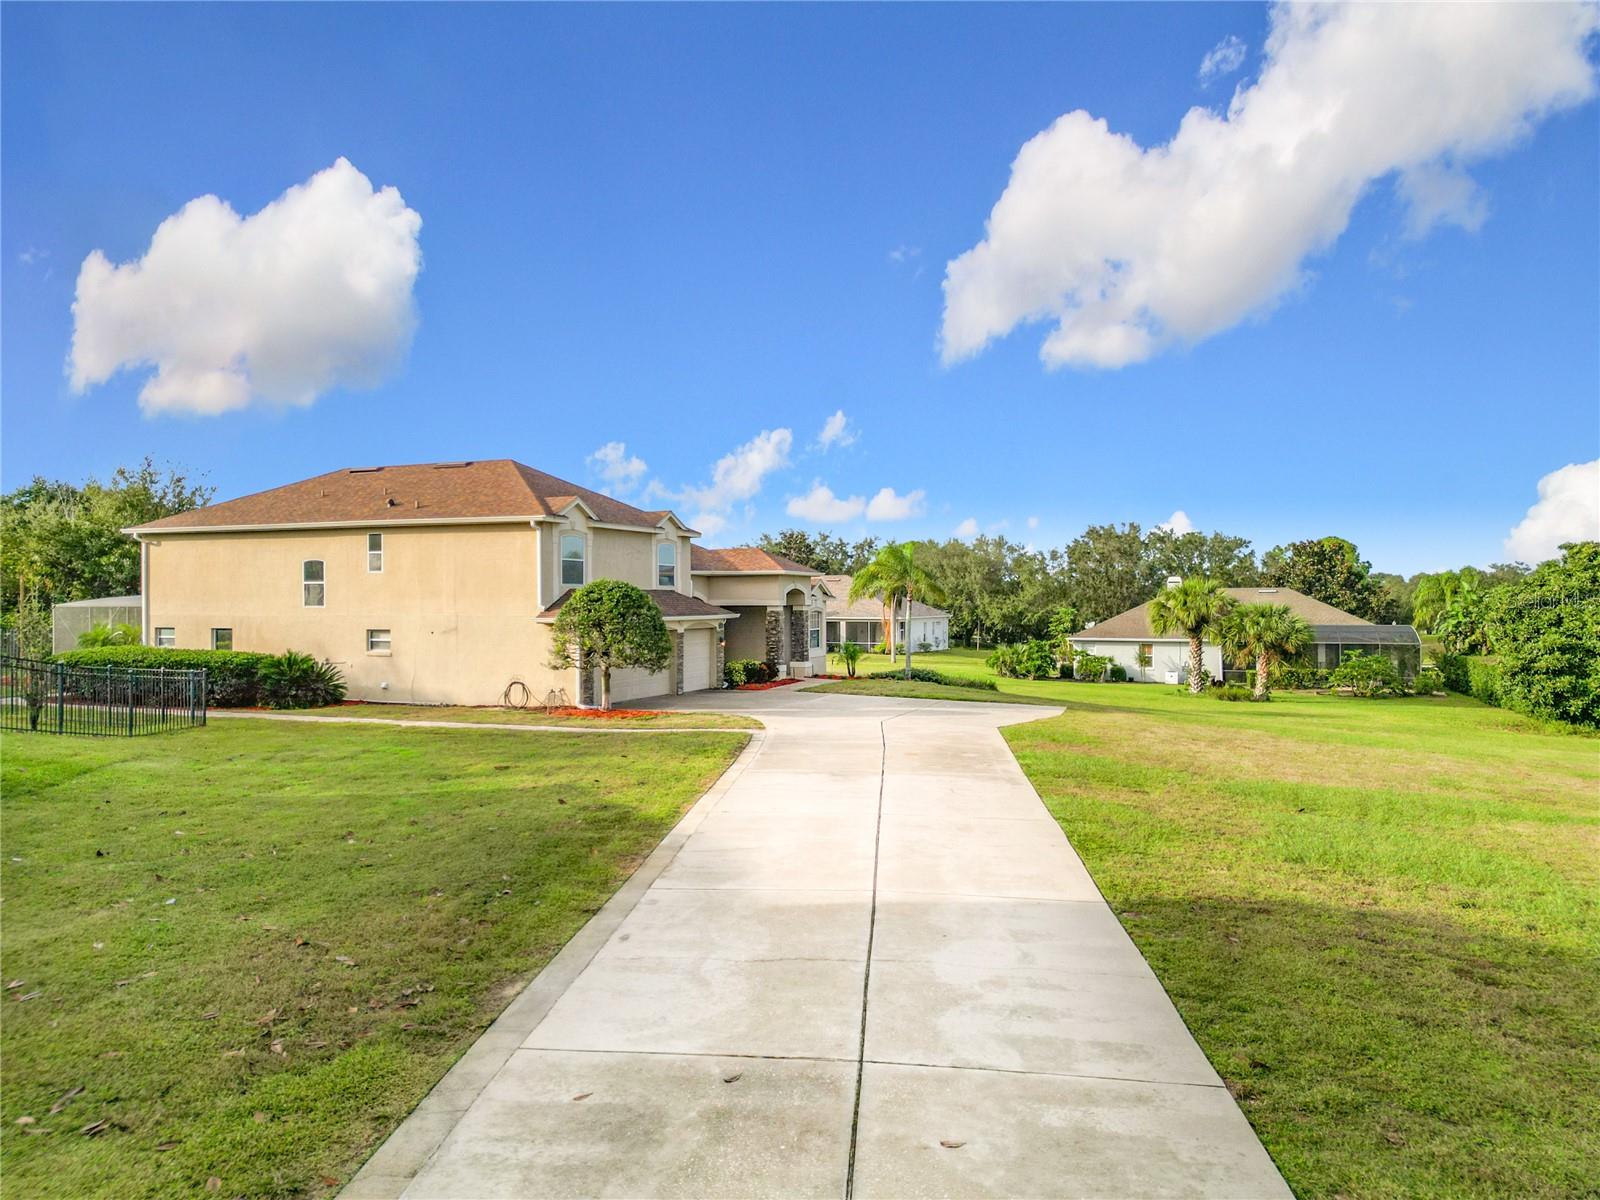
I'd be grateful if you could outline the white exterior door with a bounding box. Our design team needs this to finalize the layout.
[682,628,713,692]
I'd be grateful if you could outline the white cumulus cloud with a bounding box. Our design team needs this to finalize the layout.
[953,517,980,538]
[587,441,648,494]
[69,158,422,416]
[1504,460,1600,563]
[1026,515,1040,530]
[1198,34,1247,85]
[867,487,926,521]
[940,3,1598,371]
[680,428,793,532]
[788,481,866,523]
[817,409,857,450]
[1157,510,1196,535]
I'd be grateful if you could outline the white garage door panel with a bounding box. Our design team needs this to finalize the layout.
[608,665,669,704]
[682,629,713,692]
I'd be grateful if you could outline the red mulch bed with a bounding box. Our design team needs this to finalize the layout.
[734,678,806,691]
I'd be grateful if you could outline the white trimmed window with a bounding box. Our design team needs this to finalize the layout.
[366,629,391,653]
[657,541,676,588]
[809,610,821,649]
[154,627,176,648]
[367,532,384,573]
[303,560,325,607]
[560,533,586,588]
[211,628,233,651]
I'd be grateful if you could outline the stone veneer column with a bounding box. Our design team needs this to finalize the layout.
[789,605,808,662]
[672,630,685,695]
[764,608,782,668]
[715,621,727,685]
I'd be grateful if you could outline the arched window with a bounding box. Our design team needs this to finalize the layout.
[657,541,677,588]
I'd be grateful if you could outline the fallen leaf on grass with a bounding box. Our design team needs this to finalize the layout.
[269,1040,285,1056]
[222,1048,246,1058]
[255,1008,279,1025]
[200,1011,219,1021]
[571,1093,592,1102]
[205,1178,222,1192]
[100,1051,124,1059]
[49,1086,84,1114]
[939,1140,966,1149]
[80,1119,109,1137]
[5,980,23,990]
[253,1112,270,1123]
[333,955,356,966]
[15,991,41,1002]
[319,1177,339,1188]
[15,1116,35,1126]
[155,1141,179,1151]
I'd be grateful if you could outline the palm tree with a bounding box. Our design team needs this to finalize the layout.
[850,542,946,679]
[1218,603,1314,699]
[1148,577,1236,694]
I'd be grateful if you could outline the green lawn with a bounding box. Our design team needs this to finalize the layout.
[0,720,746,1198]
[808,678,1058,705]
[278,703,759,730]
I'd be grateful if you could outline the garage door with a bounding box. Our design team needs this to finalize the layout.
[607,665,669,704]
[681,628,714,692]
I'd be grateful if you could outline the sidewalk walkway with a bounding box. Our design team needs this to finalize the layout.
[346,689,1290,1199]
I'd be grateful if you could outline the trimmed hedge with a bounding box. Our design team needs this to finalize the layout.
[867,667,997,690]
[57,646,272,706]
[724,658,775,687]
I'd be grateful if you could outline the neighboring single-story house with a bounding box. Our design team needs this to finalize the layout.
[126,459,829,706]
[820,574,950,652]
[1071,583,1422,683]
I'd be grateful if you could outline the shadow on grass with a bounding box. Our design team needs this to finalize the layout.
[1108,893,1599,1200]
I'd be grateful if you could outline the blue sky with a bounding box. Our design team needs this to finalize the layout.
[3,2,1596,574]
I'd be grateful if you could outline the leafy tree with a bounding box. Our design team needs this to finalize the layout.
[850,543,945,678]
[917,535,1067,647]
[1062,523,1161,624]
[1217,602,1314,699]
[1482,542,1600,728]
[1146,529,1259,586]
[547,580,672,710]
[1046,602,1080,667]
[1434,576,1494,654]
[1,459,213,615]
[1261,536,1386,620]
[1148,577,1237,694]
[757,529,878,574]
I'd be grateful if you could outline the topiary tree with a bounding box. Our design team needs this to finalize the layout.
[1148,577,1236,694]
[547,579,671,711]
[1217,602,1314,699]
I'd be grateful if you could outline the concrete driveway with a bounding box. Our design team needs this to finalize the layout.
[347,687,1289,1200]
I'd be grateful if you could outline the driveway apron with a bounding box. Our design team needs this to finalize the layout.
[349,689,1290,1200]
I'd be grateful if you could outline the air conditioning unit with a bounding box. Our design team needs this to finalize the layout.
[1164,670,1181,685]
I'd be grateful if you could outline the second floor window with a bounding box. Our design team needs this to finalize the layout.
[560,534,586,588]
[303,560,325,607]
[367,532,383,572]
[657,541,676,588]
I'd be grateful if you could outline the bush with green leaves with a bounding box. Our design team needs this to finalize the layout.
[1328,651,1402,697]
[1431,651,1470,694]
[1210,683,1257,701]
[1466,657,1504,707]
[1073,651,1112,682]
[1108,662,1128,682]
[56,645,273,706]
[77,621,142,648]
[987,640,1055,679]
[1411,665,1445,696]
[1481,542,1599,728]
[724,658,775,687]
[830,642,863,678]
[1268,663,1329,690]
[867,667,996,690]
[256,651,347,709]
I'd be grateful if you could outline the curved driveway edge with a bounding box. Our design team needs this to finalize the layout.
[345,689,1290,1200]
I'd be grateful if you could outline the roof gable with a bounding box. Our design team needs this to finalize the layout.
[133,460,669,532]
[1075,586,1375,640]
[690,546,816,574]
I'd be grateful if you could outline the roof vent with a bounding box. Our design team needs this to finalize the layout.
[348,466,384,474]
[432,462,474,469]
[1085,620,1096,628]
[385,498,400,508]
[1165,575,1182,589]
[1257,588,1279,594]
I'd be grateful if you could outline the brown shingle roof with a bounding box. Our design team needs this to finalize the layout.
[133,460,675,532]
[690,546,815,574]
[1074,587,1371,640]
[820,575,949,620]
[537,588,736,620]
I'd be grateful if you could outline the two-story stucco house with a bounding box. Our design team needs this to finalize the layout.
[127,460,828,706]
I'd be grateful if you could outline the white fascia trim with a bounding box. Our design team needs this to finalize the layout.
[655,511,699,535]
[123,515,541,536]
[1070,635,1190,643]
[557,497,599,520]
[690,569,816,578]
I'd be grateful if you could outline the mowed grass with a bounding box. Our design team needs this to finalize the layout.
[808,678,1058,705]
[0,720,746,1198]
[277,703,759,730]
[985,669,1598,1198]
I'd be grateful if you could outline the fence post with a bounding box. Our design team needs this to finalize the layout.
[200,668,208,726]
[128,670,136,737]
[56,661,66,734]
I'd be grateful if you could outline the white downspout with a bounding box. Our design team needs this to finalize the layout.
[138,536,151,645]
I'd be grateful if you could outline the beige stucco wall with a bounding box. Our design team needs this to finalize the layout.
[144,523,582,706]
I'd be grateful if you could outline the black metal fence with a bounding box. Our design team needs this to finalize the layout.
[0,654,207,737]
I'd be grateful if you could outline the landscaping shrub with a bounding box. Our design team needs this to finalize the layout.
[985,644,1017,677]
[57,645,272,706]
[1328,651,1403,697]
[1466,657,1504,707]
[831,642,863,678]
[76,621,142,648]
[987,640,1057,679]
[1072,651,1112,682]
[1269,663,1331,690]
[1431,651,1470,694]
[256,651,347,709]
[1210,683,1257,701]
[724,658,773,687]
[867,668,996,690]
[1108,663,1128,682]
[1411,665,1445,696]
